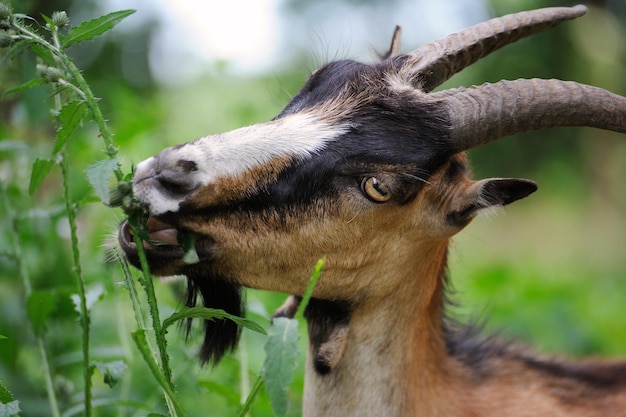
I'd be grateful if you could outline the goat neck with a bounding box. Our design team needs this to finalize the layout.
[302,240,457,417]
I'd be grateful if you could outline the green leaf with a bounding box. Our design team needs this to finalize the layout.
[40,14,56,32]
[93,360,127,388]
[62,10,136,47]
[29,157,56,195]
[54,101,87,154]
[263,317,300,417]
[86,158,120,204]
[26,291,57,336]
[3,77,46,95]
[0,400,20,417]
[0,378,15,403]
[131,330,188,416]
[162,307,266,335]
[0,336,6,340]
[70,284,105,317]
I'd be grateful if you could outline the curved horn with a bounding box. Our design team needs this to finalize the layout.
[430,79,626,152]
[403,5,587,92]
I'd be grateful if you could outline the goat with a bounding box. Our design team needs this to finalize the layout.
[118,5,626,417]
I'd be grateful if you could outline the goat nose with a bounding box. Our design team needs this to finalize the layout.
[133,156,158,184]
[150,148,200,195]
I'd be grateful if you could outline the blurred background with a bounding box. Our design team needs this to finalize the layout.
[0,0,625,416]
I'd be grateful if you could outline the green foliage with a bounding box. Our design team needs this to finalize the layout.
[162,307,266,336]
[28,157,56,195]
[0,378,19,416]
[60,10,135,48]
[26,290,57,336]
[263,318,300,416]
[92,361,127,388]
[85,158,120,205]
[55,101,88,154]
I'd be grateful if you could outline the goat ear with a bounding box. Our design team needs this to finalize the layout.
[447,178,537,227]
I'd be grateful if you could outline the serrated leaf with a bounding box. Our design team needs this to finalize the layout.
[62,10,135,47]
[86,158,120,204]
[0,378,14,403]
[0,400,20,417]
[26,291,57,336]
[162,307,266,335]
[54,101,87,154]
[263,317,300,417]
[29,157,56,195]
[3,77,46,95]
[93,360,127,388]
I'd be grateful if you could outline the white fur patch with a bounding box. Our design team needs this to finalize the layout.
[133,113,348,215]
[182,113,347,185]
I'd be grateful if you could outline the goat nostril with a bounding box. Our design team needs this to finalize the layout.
[176,159,198,173]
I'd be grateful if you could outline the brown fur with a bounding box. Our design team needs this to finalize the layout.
[122,152,626,416]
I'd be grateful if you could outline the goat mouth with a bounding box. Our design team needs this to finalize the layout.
[118,218,214,274]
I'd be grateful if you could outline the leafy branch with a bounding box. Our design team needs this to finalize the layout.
[1,5,137,417]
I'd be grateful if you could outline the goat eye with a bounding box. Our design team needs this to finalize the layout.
[360,177,391,203]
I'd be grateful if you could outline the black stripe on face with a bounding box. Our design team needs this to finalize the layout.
[262,96,454,209]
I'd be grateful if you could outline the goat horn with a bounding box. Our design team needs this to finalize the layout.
[378,25,402,60]
[404,5,587,92]
[431,78,626,151]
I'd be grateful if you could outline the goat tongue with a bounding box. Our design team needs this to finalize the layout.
[146,217,179,246]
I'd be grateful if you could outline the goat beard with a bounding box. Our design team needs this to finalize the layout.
[183,271,244,366]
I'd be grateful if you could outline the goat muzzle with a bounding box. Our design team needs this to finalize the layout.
[118,218,215,275]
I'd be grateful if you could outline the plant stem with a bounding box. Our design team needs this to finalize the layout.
[237,374,265,417]
[36,338,61,417]
[119,257,147,330]
[59,150,92,417]
[129,222,174,387]
[132,330,186,417]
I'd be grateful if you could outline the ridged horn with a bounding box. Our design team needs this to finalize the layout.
[429,79,626,152]
[403,5,587,92]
